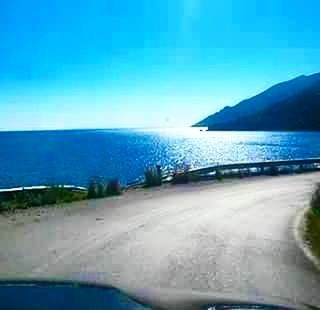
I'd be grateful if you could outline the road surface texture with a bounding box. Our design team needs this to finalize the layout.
[1,173,320,306]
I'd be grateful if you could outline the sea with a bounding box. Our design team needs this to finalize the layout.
[0,128,320,189]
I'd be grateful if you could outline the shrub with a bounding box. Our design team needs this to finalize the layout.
[294,164,304,174]
[41,187,59,205]
[11,193,29,209]
[311,183,320,215]
[0,186,87,212]
[87,180,97,199]
[96,182,106,198]
[33,187,86,205]
[87,177,105,199]
[87,178,122,199]
[215,168,223,181]
[0,201,21,212]
[28,193,43,207]
[106,179,122,196]
[144,167,162,187]
[55,188,86,203]
[304,183,320,260]
[171,166,191,184]
[188,173,201,182]
[268,166,279,176]
[305,209,320,260]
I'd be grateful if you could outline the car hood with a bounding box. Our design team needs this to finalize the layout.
[0,279,318,310]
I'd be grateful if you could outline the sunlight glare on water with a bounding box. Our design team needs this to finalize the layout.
[0,128,319,188]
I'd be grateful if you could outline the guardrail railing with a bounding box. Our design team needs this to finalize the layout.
[188,157,320,176]
[1,158,320,193]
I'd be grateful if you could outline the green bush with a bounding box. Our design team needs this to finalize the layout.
[87,178,105,199]
[238,170,244,178]
[106,179,122,196]
[172,168,190,184]
[215,168,223,181]
[268,166,279,176]
[144,167,162,187]
[0,187,87,212]
[188,173,201,182]
[87,178,122,199]
[87,180,97,199]
[311,183,320,215]
[0,201,21,212]
[304,184,320,260]
[96,182,106,198]
[28,193,43,207]
[305,209,320,260]
[41,188,59,205]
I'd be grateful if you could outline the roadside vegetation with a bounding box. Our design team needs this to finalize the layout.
[87,178,122,199]
[0,178,122,212]
[1,162,319,213]
[305,183,320,260]
[0,187,87,212]
[144,162,316,187]
[172,165,191,184]
[144,164,198,186]
[144,166,162,187]
[268,166,279,176]
[215,168,224,181]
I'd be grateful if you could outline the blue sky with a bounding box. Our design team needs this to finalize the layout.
[1,0,320,130]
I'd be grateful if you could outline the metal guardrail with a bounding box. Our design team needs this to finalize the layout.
[1,158,320,193]
[127,158,320,187]
[0,185,87,195]
[188,157,320,176]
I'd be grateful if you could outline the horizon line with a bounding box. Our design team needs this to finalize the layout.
[0,126,200,133]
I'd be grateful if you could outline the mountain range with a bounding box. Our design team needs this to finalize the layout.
[194,73,320,131]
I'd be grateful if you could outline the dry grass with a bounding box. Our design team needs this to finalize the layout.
[0,187,87,212]
[305,208,320,260]
[87,178,122,199]
[144,167,162,187]
[305,183,320,260]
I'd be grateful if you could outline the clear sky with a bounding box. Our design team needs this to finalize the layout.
[1,0,320,130]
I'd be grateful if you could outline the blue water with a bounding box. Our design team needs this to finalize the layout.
[0,128,320,189]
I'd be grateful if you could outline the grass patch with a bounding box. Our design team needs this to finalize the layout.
[0,187,87,212]
[0,178,123,212]
[87,178,122,199]
[171,165,191,184]
[311,183,320,213]
[305,209,320,260]
[304,183,320,260]
[266,166,279,176]
[144,166,162,187]
[215,168,224,181]
[106,179,122,196]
